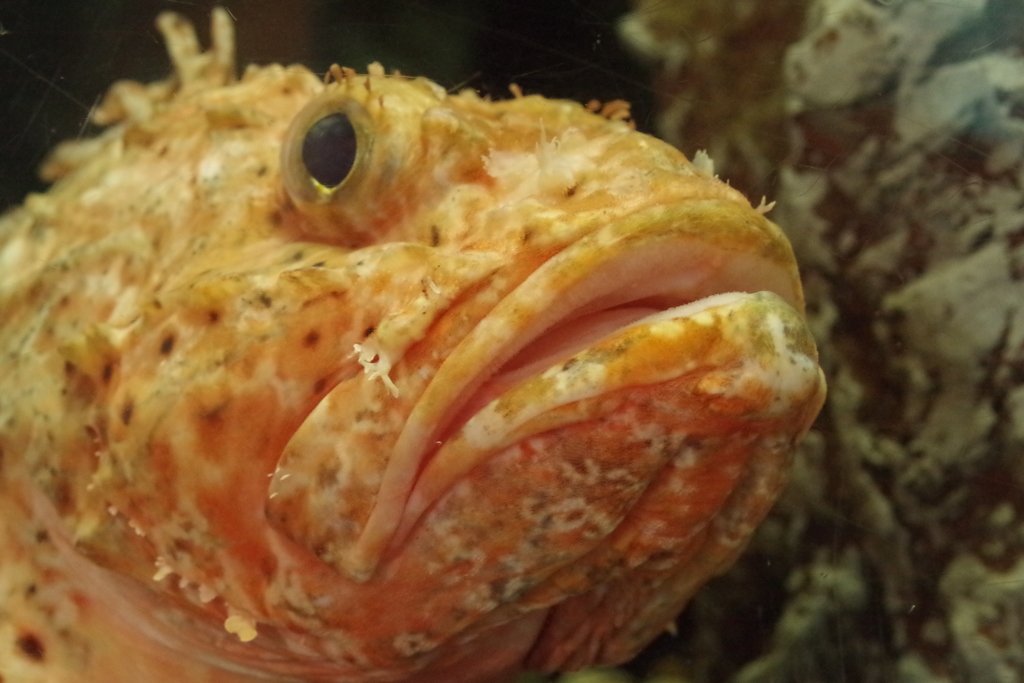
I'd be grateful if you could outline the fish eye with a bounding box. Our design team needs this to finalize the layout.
[301,112,357,189]
[281,95,371,208]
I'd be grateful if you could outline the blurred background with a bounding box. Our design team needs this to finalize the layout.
[0,0,655,211]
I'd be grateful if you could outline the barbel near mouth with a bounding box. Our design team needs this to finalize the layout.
[340,198,805,581]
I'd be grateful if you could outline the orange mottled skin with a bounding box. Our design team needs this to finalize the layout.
[0,9,825,683]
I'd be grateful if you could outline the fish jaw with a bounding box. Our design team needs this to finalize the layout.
[402,290,824,540]
[345,291,824,673]
[261,289,823,677]
[262,200,824,671]
[342,197,807,579]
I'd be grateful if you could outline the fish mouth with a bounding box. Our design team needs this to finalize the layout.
[341,198,808,580]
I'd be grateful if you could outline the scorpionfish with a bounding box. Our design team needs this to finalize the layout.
[0,9,825,683]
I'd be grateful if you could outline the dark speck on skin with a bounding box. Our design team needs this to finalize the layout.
[121,399,134,425]
[102,362,114,383]
[312,261,326,267]
[160,335,175,355]
[363,325,375,337]
[50,479,71,511]
[16,633,45,661]
[208,310,220,324]
[313,377,328,394]
[430,225,440,246]
[316,462,339,488]
[304,330,321,347]
[258,293,273,307]
[201,403,227,423]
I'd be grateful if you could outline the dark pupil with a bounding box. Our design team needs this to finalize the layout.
[301,113,357,188]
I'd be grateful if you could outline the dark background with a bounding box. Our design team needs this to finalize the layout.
[0,0,655,212]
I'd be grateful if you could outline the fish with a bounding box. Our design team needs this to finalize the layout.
[0,9,826,683]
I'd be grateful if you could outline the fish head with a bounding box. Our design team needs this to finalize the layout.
[0,9,825,683]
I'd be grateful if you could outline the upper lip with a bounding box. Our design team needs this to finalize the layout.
[339,198,803,581]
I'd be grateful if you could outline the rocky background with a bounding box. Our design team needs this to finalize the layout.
[608,1,1024,681]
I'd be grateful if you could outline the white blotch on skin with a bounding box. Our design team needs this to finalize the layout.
[153,557,173,582]
[691,149,715,177]
[733,312,821,412]
[197,154,224,186]
[353,342,399,397]
[484,128,602,205]
[393,632,437,656]
[198,584,217,603]
[224,613,258,642]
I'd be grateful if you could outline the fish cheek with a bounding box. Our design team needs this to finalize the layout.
[266,377,398,574]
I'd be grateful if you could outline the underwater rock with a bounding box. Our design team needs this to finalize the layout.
[620,0,1024,681]
[776,1,1024,680]
[618,0,811,200]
